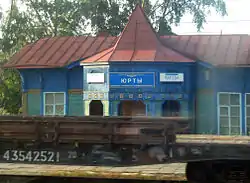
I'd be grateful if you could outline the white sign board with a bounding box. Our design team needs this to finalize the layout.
[160,73,184,82]
[87,73,105,83]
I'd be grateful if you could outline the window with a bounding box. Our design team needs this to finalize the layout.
[245,94,250,135]
[218,93,241,135]
[44,92,65,116]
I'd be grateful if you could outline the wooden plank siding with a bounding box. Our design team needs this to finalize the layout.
[27,90,41,116]
[68,89,84,116]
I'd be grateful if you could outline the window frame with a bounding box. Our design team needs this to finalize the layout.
[245,93,250,135]
[217,92,242,135]
[43,92,66,116]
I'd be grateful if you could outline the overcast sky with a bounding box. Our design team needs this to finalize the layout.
[0,0,248,35]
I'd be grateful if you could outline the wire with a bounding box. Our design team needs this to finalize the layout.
[172,32,250,35]
[179,20,250,24]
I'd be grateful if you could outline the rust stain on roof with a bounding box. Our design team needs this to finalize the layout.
[82,5,193,63]
[4,5,250,68]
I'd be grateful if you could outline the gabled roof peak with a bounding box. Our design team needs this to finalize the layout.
[82,4,193,63]
[113,4,159,52]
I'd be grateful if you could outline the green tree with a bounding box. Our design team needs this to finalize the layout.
[84,0,227,35]
[0,0,89,114]
[1,0,89,54]
[1,0,227,53]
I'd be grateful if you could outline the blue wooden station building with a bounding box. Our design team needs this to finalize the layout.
[4,5,250,136]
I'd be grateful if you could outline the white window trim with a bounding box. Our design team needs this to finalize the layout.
[217,92,242,135]
[245,93,250,135]
[43,92,66,116]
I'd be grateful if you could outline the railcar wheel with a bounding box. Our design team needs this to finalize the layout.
[186,160,250,183]
[186,162,209,183]
[186,161,218,183]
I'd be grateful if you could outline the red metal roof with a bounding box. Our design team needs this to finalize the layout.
[82,5,193,63]
[4,36,118,68]
[4,5,250,68]
[161,35,250,66]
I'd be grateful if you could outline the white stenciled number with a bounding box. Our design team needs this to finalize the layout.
[12,150,18,161]
[25,151,32,161]
[2,150,60,162]
[40,151,47,162]
[3,150,10,160]
[47,151,54,162]
[56,152,60,162]
[68,151,77,159]
[18,151,25,161]
[33,151,40,161]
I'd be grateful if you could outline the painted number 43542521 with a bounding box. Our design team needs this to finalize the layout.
[2,150,60,163]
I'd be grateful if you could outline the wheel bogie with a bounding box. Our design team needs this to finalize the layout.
[186,159,250,182]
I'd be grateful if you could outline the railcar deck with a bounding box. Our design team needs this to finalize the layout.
[177,134,250,144]
[0,163,187,181]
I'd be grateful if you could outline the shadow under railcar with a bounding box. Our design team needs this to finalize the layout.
[0,176,185,183]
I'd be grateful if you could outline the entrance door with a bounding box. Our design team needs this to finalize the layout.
[89,100,103,116]
[162,100,180,117]
[118,100,146,116]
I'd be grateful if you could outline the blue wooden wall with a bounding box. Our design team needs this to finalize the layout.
[195,63,216,134]
[109,62,196,120]
[19,62,196,119]
[18,60,250,135]
[195,64,250,135]
[20,67,83,91]
[214,67,250,135]
[19,66,83,116]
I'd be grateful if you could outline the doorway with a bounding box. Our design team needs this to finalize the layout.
[118,100,146,116]
[89,100,103,116]
[162,100,180,117]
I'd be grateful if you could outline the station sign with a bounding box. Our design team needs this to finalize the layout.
[160,73,184,82]
[109,72,155,87]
